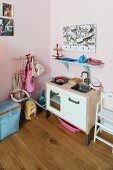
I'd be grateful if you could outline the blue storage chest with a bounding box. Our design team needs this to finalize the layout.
[0,99,21,140]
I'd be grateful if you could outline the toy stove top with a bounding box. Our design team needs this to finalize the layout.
[51,77,70,85]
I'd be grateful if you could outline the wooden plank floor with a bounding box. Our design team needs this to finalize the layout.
[0,111,113,170]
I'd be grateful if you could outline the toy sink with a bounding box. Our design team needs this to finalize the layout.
[71,83,92,93]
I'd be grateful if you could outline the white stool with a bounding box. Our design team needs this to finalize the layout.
[94,92,113,153]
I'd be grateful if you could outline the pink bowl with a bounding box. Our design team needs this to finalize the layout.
[58,117,80,133]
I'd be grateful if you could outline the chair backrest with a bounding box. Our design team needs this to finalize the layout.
[101,92,113,111]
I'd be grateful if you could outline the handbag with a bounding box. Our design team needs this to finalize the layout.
[32,56,44,77]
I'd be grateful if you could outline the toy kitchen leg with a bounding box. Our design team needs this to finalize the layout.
[85,133,90,145]
[45,110,51,119]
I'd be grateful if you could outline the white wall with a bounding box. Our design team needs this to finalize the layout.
[50,0,113,92]
[0,0,50,101]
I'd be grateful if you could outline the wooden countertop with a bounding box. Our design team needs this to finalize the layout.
[46,80,100,99]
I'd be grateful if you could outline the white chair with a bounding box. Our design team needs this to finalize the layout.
[94,92,113,153]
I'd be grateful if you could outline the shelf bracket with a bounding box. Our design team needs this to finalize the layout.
[62,62,69,71]
[83,65,91,79]
[83,66,90,73]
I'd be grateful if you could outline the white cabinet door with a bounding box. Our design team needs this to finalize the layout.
[63,94,86,131]
[46,86,64,118]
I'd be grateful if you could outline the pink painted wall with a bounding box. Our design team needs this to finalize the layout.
[0,0,50,102]
[1,0,113,102]
[50,0,113,92]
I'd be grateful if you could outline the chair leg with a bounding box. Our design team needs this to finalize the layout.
[99,117,103,133]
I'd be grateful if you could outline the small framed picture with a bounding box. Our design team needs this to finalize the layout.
[2,3,13,17]
[0,18,14,36]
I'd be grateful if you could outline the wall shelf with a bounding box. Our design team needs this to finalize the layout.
[53,58,104,73]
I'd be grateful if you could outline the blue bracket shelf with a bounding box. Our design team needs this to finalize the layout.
[53,58,104,81]
[53,58,104,72]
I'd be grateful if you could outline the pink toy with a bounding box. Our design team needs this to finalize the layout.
[58,117,80,133]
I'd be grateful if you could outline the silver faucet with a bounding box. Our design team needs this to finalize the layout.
[81,71,90,85]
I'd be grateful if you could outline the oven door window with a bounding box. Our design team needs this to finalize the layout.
[50,90,61,111]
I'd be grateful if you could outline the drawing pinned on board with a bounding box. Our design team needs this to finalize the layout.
[62,24,97,52]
